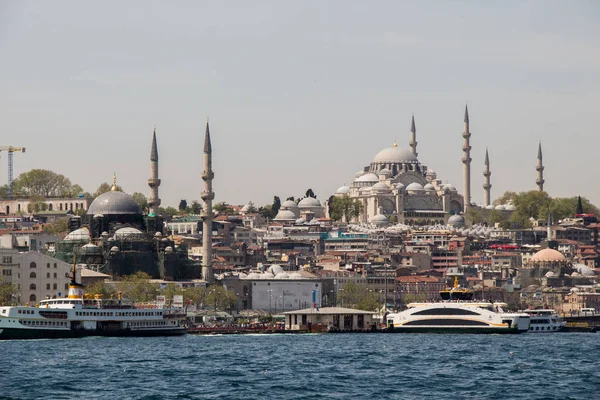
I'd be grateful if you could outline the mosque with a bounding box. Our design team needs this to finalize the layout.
[333,107,545,227]
[54,128,199,280]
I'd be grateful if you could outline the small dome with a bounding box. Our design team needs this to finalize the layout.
[406,182,424,192]
[63,227,90,243]
[298,197,321,207]
[268,264,284,275]
[165,246,174,253]
[275,272,289,279]
[495,205,506,211]
[396,183,405,190]
[379,168,392,177]
[372,146,418,163]
[115,227,143,239]
[355,170,366,178]
[281,200,298,209]
[336,185,350,195]
[273,210,297,221]
[372,182,391,192]
[110,246,120,252]
[238,272,248,279]
[355,173,379,183]
[530,248,566,262]
[247,272,261,279]
[87,191,141,215]
[545,271,556,278]
[79,243,102,255]
[241,204,251,213]
[444,184,457,193]
[154,232,162,238]
[427,169,437,177]
[261,272,275,279]
[486,205,494,210]
[423,184,436,192]
[289,272,303,279]
[370,214,389,226]
[505,204,515,211]
[448,215,465,227]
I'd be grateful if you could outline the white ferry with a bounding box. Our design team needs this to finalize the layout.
[386,278,530,334]
[520,309,566,333]
[0,264,187,340]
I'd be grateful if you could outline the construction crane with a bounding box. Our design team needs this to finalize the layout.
[0,146,26,199]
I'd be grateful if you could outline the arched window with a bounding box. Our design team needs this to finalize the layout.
[29,272,36,278]
[17,204,21,212]
[29,294,36,302]
[30,262,36,268]
[30,284,36,290]
[46,273,50,278]
[46,283,50,290]
[60,203,63,211]
[49,203,53,211]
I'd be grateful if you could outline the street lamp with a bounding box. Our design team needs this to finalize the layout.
[268,289,273,314]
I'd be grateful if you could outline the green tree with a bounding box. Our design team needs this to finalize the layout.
[206,285,237,311]
[509,190,553,228]
[161,283,184,300]
[116,272,160,302]
[493,191,517,206]
[286,196,295,201]
[84,280,117,299]
[131,192,149,213]
[465,208,482,225]
[338,281,380,311]
[0,282,18,304]
[487,210,506,226]
[329,196,363,222]
[13,169,74,197]
[272,196,281,218]
[190,201,202,214]
[246,201,257,213]
[159,206,178,217]
[305,189,316,198]
[258,205,272,219]
[43,218,69,235]
[27,195,48,212]
[184,286,207,307]
[178,200,188,211]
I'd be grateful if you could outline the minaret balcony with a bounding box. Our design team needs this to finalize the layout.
[483,171,491,177]
[202,171,214,180]
[461,156,472,164]
[536,178,545,185]
[148,178,161,188]
[201,192,215,201]
[536,166,544,172]
[483,183,492,190]
[462,132,471,139]
[462,144,471,152]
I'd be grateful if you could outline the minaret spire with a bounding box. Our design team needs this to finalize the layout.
[148,125,161,216]
[536,141,545,192]
[547,211,553,240]
[409,114,418,157]
[576,196,584,215]
[462,105,472,212]
[483,148,491,207]
[201,119,215,283]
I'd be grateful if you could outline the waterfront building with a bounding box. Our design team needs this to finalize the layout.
[283,307,375,332]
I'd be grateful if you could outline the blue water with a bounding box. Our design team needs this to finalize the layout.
[1,333,599,399]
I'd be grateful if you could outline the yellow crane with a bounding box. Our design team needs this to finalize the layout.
[0,146,26,199]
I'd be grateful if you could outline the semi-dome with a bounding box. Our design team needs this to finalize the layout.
[298,197,321,207]
[406,182,424,192]
[372,182,391,192]
[505,204,515,211]
[530,248,566,262]
[372,146,418,163]
[246,272,261,279]
[379,168,392,177]
[423,184,436,192]
[63,227,90,243]
[289,272,304,279]
[495,205,506,210]
[355,173,379,183]
[336,185,350,195]
[87,191,141,215]
[115,227,144,239]
[268,264,284,275]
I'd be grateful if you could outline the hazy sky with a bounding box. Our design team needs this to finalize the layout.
[1,1,599,209]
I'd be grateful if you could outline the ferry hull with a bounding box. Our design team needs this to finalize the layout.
[387,326,524,334]
[0,327,187,340]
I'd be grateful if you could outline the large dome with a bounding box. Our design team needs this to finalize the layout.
[372,146,418,164]
[530,248,566,262]
[87,191,141,215]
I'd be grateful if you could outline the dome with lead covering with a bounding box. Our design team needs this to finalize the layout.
[87,191,141,215]
[372,146,418,163]
[298,197,321,207]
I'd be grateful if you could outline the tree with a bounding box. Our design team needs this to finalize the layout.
[116,272,160,302]
[258,205,272,219]
[84,280,117,299]
[272,196,281,218]
[184,286,208,307]
[12,169,74,197]
[190,201,202,214]
[465,208,482,225]
[132,192,149,213]
[493,191,517,206]
[161,283,184,300]
[43,218,69,235]
[338,281,380,311]
[286,197,295,201]
[159,206,178,217]
[305,189,316,199]
[329,196,363,222]
[246,201,257,213]
[206,285,237,311]
[27,195,48,212]
[178,200,188,211]
[0,282,17,303]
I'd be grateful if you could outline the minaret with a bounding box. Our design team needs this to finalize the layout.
[201,120,215,283]
[462,105,472,212]
[576,196,584,215]
[409,114,418,157]
[547,212,553,240]
[483,148,491,207]
[148,125,161,216]
[536,141,545,192]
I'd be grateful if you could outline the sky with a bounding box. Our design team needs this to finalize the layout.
[1,1,599,209]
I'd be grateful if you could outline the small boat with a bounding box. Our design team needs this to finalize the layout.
[386,277,530,334]
[520,309,566,333]
[0,258,187,340]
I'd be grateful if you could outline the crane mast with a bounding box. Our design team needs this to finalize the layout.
[0,146,26,199]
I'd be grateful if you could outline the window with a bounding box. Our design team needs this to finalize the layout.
[47,273,50,278]
[47,263,50,268]
[30,272,36,278]
[30,284,36,290]
[2,256,12,263]
[29,294,36,302]
[64,283,68,290]
[46,283,50,290]
[54,263,57,268]
[30,262,36,268]
[53,273,57,278]
[53,284,57,290]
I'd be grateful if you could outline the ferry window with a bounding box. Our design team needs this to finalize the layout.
[30,284,36,290]
[65,284,68,290]
[30,262,36,268]
[30,272,36,278]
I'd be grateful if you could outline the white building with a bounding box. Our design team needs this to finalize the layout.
[0,249,74,304]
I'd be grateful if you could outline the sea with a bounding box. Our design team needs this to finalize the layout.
[1,333,598,399]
